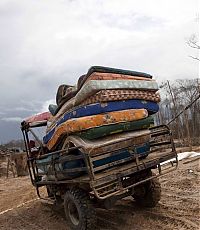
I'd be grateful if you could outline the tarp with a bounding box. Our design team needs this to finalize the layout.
[25,112,51,124]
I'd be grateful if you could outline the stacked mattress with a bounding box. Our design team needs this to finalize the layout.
[43,66,160,152]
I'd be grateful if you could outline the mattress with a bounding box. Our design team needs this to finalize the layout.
[75,80,159,106]
[66,129,151,156]
[49,88,160,132]
[76,116,154,140]
[38,130,152,180]
[92,142,150,168]
[86,66,153,78]
[46,97,75,133]
[44,99,158,144]
[84,72,153,84]
[56,85,77,107]
[46,109,148,149]
[78,66,153,89]
[36,141,150,180]
[36,152,85,179]
[49,88,160,133]
[57,69,154,109]
[81,89,161,106]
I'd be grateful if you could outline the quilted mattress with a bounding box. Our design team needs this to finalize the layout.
[81,89,160,106]
[75,80,158,105]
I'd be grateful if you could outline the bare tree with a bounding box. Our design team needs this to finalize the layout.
[158,79,200,146]
[187,34,200,61]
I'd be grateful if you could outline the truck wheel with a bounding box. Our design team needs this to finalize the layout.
[46,185,54,199]
[132,173,161,208]
[64,188,96,230]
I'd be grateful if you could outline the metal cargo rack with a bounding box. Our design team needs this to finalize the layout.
[21,122,178,200]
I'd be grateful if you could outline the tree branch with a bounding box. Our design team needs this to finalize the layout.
[189,55,200,61]
[187,41,200,49]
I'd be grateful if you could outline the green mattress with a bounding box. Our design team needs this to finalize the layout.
[76,116,154,140]
[86,66,153,79]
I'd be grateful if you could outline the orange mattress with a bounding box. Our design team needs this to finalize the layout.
[46,108,148,149]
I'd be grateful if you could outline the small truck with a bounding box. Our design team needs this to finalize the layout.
[21,114,177,230]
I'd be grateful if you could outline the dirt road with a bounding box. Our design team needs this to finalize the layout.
[0,157,199,230]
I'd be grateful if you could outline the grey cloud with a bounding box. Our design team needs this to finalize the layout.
[1,117,23,122]
[0,0,198,142]
[97,13,166,31]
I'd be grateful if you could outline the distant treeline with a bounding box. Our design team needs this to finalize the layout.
[155,78,200,146]
[0,139,25,152]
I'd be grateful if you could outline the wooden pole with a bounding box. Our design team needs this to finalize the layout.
[184,110,192,151]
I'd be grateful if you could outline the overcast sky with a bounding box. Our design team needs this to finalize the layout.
[0,0,199,143]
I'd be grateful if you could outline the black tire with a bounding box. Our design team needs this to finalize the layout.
[64,188,96,230]
[132,172,161,208]
[56,84,68,105]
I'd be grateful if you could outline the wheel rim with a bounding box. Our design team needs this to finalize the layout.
[68,200,80,226]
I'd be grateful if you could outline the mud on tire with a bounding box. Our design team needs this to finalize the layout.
[133,172,161,208]
[64,188,96,230]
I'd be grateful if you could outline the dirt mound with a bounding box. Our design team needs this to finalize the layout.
[0,157,199,230]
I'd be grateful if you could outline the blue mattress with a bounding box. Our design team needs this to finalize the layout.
[36,142,150,179]
[93,142,150,168]
[43,99,158,144]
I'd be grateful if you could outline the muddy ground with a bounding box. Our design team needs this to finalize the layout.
[0,156,199,230]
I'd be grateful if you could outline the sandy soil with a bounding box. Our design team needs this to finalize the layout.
[0,157,199,230]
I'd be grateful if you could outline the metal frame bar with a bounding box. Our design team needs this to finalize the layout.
[92,155,178,199]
